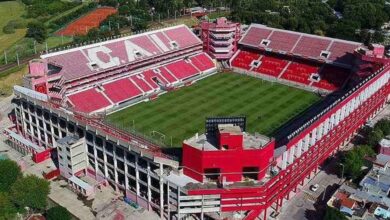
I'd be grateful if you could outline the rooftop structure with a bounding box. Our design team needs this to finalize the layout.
[183,124,274,182]
[360,166,390,197]
[379,137,390,156]
[200,17,241,60]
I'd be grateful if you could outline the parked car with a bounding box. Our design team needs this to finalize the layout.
[310,184,319,192]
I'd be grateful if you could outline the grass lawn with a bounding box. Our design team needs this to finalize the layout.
[106,72,320,147]
[0,1,27,52]
[0,35,72,64]
[0,64,26,97]
[45,2,89,26]
[207,11,231,19]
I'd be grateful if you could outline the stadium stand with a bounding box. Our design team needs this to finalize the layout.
[64,53,216,113]
[231,24,363,91]
[240,24,361,65]
[267,31,300,52]
[189,53,216,71]
[165,25,201,48]
[143,69,168,88]
[254,54,289,77]
[292,36,331,58]
[231,50,260,70]
[281,60,320,85]
[231,48,353,91]
[313,65,351,90]
[159,67,178,84]
[102,78,143,103]
[26,24,217,114]
[130,75,154,93]
[165,60,200,80]
[67,88,112,113]
[39,25,202,84]
[240,26,272,46]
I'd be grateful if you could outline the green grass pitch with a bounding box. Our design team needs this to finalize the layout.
[106,72,320,147]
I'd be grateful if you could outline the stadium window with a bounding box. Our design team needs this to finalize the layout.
[128,178,136,192]
[59,118,66,128]
[95,136,103,147]
[51,115,58,124]
[115,146,124,158]
[118,173,125,186]
[204,168,220,181]
[36,108,42,116]
[320,51,330,59]
[105,142,113,153]
[138,158,148,169]
[107,155,114,165]
[67,123,75,133]
[134,51,142,57]
[170,41,178,49]
[127,165,136,176]
[126,153,136,163]
[53,127,59,136]
[260,39,270,46]
[86,132,93,142]
[151,177,159,188]
[139,172,147,182]
[243,167,259,180]
[97,149,104,160]
[77,128,84,138]
[117,160,124,171]
[90,62,98,69]
[251,60,261,68]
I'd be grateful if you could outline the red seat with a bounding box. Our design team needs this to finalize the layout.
[103,78,142,103]
[67,88,111,113]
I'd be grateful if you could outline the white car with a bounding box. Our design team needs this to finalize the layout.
[310,184,319,192]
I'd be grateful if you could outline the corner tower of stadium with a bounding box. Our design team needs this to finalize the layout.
[5,20,390,220]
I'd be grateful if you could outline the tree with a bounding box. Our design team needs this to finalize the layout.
[118,5,130,15]
[100,0,118,7]
[344,149,363,180]
[375,119,390,136]
[0,192,17,219]
[10,175,50,212]
[46,206,71,220]
[342,145,374,180]
[132,19,149,32]
[324,206,348,220]
[372,30,384,44]
[0,159,21,192]
[26,21,47,43]
[367,128,384,146]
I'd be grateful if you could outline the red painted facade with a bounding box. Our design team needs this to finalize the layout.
[184,62,390,219]
[32,148,52,163]
[183,128,275,182]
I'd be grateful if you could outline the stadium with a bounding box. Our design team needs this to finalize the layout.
[4,17,390,220]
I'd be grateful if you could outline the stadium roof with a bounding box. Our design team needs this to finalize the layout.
[240,24,361,65]
[41,24,202,82]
